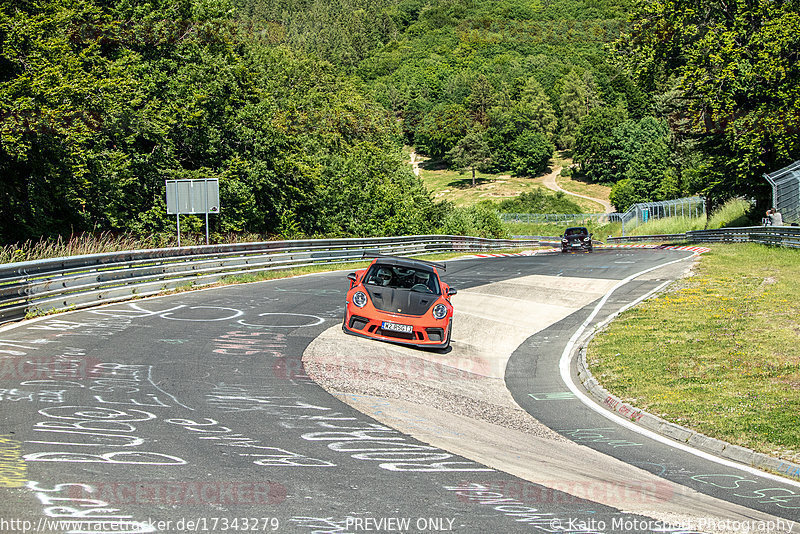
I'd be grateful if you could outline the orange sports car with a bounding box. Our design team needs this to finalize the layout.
[343,255,456,350]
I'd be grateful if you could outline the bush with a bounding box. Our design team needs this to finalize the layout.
[609,178,650,212]
[496,189,583,214]
[438,205,507,238]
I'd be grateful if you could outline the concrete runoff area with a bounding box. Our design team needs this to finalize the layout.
[304,263,798,533]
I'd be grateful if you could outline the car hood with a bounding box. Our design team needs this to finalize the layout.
[364,286,438,316]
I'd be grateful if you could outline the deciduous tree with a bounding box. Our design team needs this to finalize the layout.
[447,129,492,187]
[415,103,471,159]
[614,0,800,204]
[558,70,599,149]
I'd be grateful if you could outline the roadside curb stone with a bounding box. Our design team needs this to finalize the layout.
[576,344,800,483]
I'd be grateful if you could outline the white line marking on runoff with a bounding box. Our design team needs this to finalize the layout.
[558,254,800,489]
[160,306,245,322]
[237,313,325,328]
[147,366,194,411]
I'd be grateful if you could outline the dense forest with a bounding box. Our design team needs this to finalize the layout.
[1,0,798,244]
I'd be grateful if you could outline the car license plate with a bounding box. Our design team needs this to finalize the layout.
[381,321,412,334]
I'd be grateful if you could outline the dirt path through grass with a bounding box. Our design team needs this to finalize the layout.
[542,165,614,213]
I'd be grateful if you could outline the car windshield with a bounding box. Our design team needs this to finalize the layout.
[565,227,588,236]
[364,264,441,294]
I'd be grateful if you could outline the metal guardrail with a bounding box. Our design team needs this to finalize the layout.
[607,226,800,248]
[4,227,797,325]
[0,235,541,325]
[604,233,687,243]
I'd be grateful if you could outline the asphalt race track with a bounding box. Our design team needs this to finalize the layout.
[0,248,798,533]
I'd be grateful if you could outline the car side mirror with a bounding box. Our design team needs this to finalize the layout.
[346,273,357,285]
[447,288,458,296]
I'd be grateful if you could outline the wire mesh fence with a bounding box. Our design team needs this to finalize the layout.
[618,197,706,235]
[500,196,706,234]
[499,213,619,224]
[764,160,800,225]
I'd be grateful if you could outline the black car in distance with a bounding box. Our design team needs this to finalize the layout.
[561,226,593,253]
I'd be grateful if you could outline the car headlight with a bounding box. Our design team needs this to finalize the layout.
[432,304,448,319]
[562,238,568,243]
[584,237,591,241]
[352,291,368,308]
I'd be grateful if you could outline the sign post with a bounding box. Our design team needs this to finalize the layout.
[166,179,220,246]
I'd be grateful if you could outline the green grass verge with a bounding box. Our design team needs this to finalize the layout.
[625,216,707,236]
[706,198,753,229]
[622,198,751,236]
[587,243,800,462]
[417,155,547,207]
